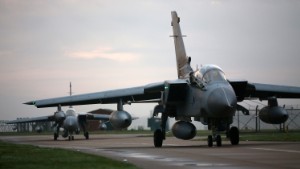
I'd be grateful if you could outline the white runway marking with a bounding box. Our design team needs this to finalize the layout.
[99,149,230,167]
[251,147,300,154]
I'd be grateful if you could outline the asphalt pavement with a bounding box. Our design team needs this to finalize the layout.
[1,134,300,169]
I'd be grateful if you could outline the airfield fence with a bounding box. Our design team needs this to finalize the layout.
[0,120,54,132]
[0,121,15,132]
[232,104,300,132]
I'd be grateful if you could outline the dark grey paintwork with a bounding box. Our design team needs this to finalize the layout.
[25,83,164,108]
[23,11,300,146]
[6,108,112,139]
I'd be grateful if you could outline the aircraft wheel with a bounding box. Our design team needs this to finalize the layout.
[216,135,222,147]
[72,136,74,140]
[54,133,58,141]
[84,132,89,140]
[208,135,213,147]
[154,129,163,148]
[68,136,71,141]
[229,127,239,145]
[75,129,80,135]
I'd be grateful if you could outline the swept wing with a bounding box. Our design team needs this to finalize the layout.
[25,79,300,108]
[24,82,165,108]
[229,80,300,101]
[6,116,52,124]
[7,109,114,124]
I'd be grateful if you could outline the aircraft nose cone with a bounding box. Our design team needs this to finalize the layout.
[54,111,66,122]
[207,87,237,117]
[63,116,78,132]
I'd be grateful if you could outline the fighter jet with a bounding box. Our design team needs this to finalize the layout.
[7,106,127,141]
[7,83,132,141]
[24,11,300,147]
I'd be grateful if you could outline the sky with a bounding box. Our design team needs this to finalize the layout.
[1,0,300,122]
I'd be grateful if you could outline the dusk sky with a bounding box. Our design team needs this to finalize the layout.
[1,0,300,121]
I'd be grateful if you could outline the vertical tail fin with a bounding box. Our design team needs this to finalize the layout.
[171,11,193,79]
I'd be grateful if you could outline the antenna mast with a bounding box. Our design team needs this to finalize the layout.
[69,82,73,108]
[69,82,72,96]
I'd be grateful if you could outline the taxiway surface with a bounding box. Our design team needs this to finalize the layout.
[1,134,300,169]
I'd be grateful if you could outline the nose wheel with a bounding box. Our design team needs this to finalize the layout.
[216,135,222,146]
[54,133,58,141]
[68,135,74,141]
[208,135,213,147]
[207,134,222,147]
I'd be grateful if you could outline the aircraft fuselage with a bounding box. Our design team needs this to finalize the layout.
[63,115,79,134]
[173,65,237,128]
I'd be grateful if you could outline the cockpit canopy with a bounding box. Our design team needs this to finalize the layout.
[196,64,226,83]
[66,108,76,117]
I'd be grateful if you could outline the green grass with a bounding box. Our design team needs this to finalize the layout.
[0,141,139,169]
[239,131,300,142]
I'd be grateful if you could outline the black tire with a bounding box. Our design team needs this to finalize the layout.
[72,136,74,140]
[229,127,239,145]
[154,129,163,148]
[208,135,213,147]
[85,132,89,140]
[68,136,71,141]
[216,135,222,147]
[54,133,58,141]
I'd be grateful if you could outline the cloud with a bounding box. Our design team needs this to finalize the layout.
[65,47,139,62]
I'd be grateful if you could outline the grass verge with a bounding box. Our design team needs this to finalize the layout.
[0,141,139,169]
[239,131,300,142]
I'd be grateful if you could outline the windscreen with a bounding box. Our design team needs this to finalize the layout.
[200,65,226,83]
[66,109,76,117]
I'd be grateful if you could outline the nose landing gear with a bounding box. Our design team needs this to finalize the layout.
[207,126,239,147]
[207,134,222,147]
[68,135,74,141]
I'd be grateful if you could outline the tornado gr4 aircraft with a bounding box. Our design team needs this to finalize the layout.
[8,83,132,141]
[24,11,300,147]
[7,106,131,141]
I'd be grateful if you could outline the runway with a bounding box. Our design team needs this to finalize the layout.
[1,134,300,169]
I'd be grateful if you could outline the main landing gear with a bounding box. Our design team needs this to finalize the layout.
[154,129,164,147]
[54,133,59,141]
[207,126,239,147]
[54,125,61,141]
[153,106,168,148]
[228,126,239,145]
[84,131,89,140]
